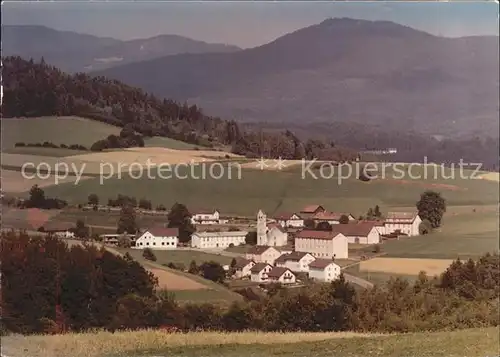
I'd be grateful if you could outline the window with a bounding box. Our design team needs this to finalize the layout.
[162,242,165,245]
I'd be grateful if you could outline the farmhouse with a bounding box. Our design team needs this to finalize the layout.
[383,212,422,236]
[190,209,228,225]
[233,258,256,278]
[41,222,75,239]
[299,204,325,218]
[308,259,341,282]
[250,263,273,283]
[190,230,248,249]
[267,267,297,284]
[275,251,316,272]
[245,246,282,264]
[294,229,348,259]
[134,227,179,250]
[257,210,288,246]
[313,211,356,225]
[273,212,304,228]
[336,222,381,244]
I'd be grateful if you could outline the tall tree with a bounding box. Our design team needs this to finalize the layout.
[416,191,446,228]
[167,203,195,243]
[117,205,138,234]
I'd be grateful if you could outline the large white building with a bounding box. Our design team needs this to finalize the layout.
[134,227,179,250]
[275,251,316,272]
[191,230,248,249]
[294,229,348,259]
[308,259,341,282]
[383,212,422,236]
[257,210,288,246]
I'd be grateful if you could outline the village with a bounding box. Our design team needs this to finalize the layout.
[44,203,423,287]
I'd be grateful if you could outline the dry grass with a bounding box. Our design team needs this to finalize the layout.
[72,147,241,166]
[147,268,206,290]
[359,257,454,276]
[1,330,382,357]
[1,169,92,193]
[477,172,500,182]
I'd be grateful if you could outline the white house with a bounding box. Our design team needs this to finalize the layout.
[313,211,356,225]
[257,210,288,246]
[233,258,256,278]
[245,246,282,265]
[190,230,248,249]
[383,212,422,236]
[275,251,316,272]
[250,263,273,283]
[134,227,179,250]
[267,267,296,284]
[190,209,228,225]
[336,222,381,244]
[308,259,342,282]
[273,212,304,228]
[294,229,348,259]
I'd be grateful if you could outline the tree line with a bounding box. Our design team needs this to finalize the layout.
[3,56,358,161]
[1,231,498,335]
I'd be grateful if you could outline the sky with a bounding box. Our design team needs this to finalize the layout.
[3,1,499,48]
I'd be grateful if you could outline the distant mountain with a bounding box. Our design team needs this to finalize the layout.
[94,18,499,138]
[2,25,241,72]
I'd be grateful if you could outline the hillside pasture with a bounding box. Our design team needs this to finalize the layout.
[1,169,92,193]
[359,257,454,276]
[2,116,121,149]
[118,247,232,266]
[2,327,497,357]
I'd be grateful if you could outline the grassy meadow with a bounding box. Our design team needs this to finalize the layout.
[2,327,498,357]
[117,247,233,266]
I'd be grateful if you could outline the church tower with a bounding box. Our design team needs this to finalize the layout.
[256,210,268,246]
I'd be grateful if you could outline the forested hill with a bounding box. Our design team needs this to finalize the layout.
[1,56,358,161]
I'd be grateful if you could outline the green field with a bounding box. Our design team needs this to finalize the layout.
[117,247,232,266]
[2,116,208,151]
[3,146,90,157]
[2,327,498,357]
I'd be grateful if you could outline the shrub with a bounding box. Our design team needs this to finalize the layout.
[142,248,157,262]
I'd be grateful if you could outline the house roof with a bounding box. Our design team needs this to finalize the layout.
[268,267,294,278]
[334,222,378,237]
[267,223,286,233]
[250,262,271,273]
[274,212,301,220]
[42,221,74,232]
[192,208,218,215]
[194,231,248,238]
[386,212,418,223]
[300,205,324,213]
[234,258,254,270]
[247,245,276,255]
[309,259,337,270]
[295,230,342,240]
[276,251,311,263]
[147,227,179,237]
[313,211,353,220]
[275,254,290,264]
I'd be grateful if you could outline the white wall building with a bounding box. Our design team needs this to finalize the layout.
[275,252,316,272]
[294,230,348,259]
[383,212,422,236]
[308,259,341,282]
[250,263,273,283]
[191,209,228,225]
[273,212,304,228]
[257,210,288,246]
[191,230,248,249]
[245,246,282,265]
[233,258,256,278]
[134,227,179,250]
[337,222,381,245]
[268,267,296,284]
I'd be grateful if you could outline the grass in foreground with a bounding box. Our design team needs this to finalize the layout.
[2,327,497,357]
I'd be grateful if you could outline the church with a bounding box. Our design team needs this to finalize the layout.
[257,210,289,247]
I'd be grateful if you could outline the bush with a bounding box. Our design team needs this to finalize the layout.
[14,142,25,147]
[228,243,235,248]
[142,248,157,262]
[419,219,433,235]
[373,244,381,253]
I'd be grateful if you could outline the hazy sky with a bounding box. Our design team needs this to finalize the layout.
[3,1,499,48]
